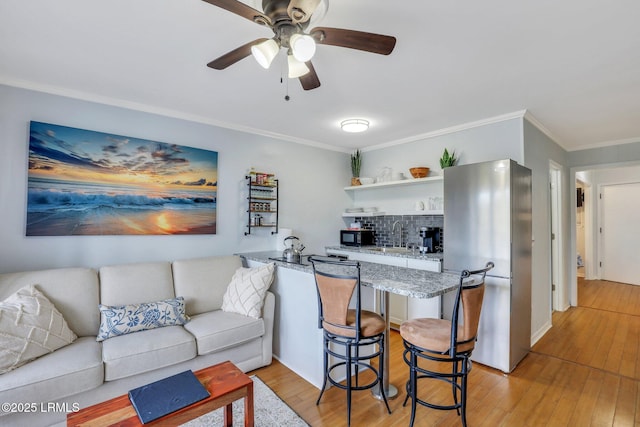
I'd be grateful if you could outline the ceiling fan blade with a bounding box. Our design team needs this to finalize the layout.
[310,27,396,55]
[299,61,321,90]
[207,38,269,70]
[287,0,321,24]
[201,0,271,26]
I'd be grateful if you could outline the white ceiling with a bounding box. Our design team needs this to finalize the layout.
[1,0,639,152]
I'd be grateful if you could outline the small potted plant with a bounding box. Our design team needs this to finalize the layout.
[350,149,362,185]
[440,148,458,169]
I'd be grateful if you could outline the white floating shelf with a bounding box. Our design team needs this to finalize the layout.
[344,175,443,191]
[342,210,443,217]
[342,211,386,217]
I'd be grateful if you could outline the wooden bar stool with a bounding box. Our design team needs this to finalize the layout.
[400,262,494,427]
[309,257,392,427]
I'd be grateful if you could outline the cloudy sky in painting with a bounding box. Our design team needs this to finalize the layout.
[28,121,217,189]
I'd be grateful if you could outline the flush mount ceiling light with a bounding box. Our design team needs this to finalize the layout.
[341,119,370,133]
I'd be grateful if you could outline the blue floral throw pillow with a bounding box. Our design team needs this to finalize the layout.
[96,297,189,342]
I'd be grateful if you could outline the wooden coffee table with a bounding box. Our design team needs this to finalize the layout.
[67,361,254,426]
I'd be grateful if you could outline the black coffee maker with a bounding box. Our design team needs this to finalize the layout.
[419,227,441,253]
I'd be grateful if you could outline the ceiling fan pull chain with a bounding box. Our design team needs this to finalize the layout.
[279,55,291,101]
[280,52,285,84]
[284,75,291,101]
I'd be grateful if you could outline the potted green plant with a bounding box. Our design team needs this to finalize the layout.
[440,148,458,169]
[350,149,362,185]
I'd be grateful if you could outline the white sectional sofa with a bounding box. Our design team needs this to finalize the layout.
[0,255,275,427]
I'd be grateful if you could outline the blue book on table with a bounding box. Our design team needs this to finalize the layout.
[128,370,210,424]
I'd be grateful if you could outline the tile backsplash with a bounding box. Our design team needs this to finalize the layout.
[354,214,444,250]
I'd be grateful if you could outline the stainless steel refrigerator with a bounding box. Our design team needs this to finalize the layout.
[443,159,532,373]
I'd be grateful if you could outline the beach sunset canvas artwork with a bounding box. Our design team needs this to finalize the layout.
[26,121,218,236]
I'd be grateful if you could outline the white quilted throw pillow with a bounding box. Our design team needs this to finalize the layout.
[222,263,275,319]
[0,285,77,374]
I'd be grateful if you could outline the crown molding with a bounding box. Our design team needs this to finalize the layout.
[566,136,640,152]
[522,111,566,149]
[362,110,528,153]
[0,76,346,153]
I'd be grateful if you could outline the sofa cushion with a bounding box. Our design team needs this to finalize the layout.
[0,267,99,337]
[0,337,103,407]
[99,262,175,307]
[222,263,275,319]
[172,256,243,316]
[184,310,265,356]
[101,325,196,381]
[0,285,78,374]
[96,297,189,342]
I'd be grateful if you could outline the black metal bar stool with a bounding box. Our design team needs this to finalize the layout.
[309,256,392,427]
[400,262,494,427]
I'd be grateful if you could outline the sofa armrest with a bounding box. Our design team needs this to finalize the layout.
[260,291,275,366]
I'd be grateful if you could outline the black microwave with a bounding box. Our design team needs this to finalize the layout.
[340,229,375,247]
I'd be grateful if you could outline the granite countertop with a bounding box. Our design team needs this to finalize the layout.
[325,245,444,262]
[238,251,463,299]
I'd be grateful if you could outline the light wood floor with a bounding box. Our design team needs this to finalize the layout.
[252,278,640,426]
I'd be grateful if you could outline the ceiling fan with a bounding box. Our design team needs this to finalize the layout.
[202,0,397,90]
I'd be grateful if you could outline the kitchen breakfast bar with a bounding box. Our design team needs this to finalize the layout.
[238,250,467,396]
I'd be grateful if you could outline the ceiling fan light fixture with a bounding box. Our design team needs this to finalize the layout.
[251,39,279,69]
[287,55,310,78]
[341,119,370,133]
[290,33,316,62]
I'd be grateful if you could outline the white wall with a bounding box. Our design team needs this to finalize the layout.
[361,118,524,179]
[592,164,640,183]
[522,119,569,342]
[0,85,349,273]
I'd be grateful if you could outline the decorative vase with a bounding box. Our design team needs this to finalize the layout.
[351,177,361,186]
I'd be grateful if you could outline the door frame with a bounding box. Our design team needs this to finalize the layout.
[549,161,564,311]
[580,182,595,279]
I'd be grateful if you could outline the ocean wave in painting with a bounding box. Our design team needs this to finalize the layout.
[26,179,217,235]
[27,188,216,213]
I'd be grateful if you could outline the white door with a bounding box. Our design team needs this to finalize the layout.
[601,182,640,285]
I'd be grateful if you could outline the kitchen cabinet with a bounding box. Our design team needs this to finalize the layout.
[245,172,278,235]
[325,248,443,326]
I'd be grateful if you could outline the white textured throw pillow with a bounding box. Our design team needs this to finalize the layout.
[222,263,275,319]
[0,285,77,374]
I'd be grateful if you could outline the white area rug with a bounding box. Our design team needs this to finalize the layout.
[181,376,309,426]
